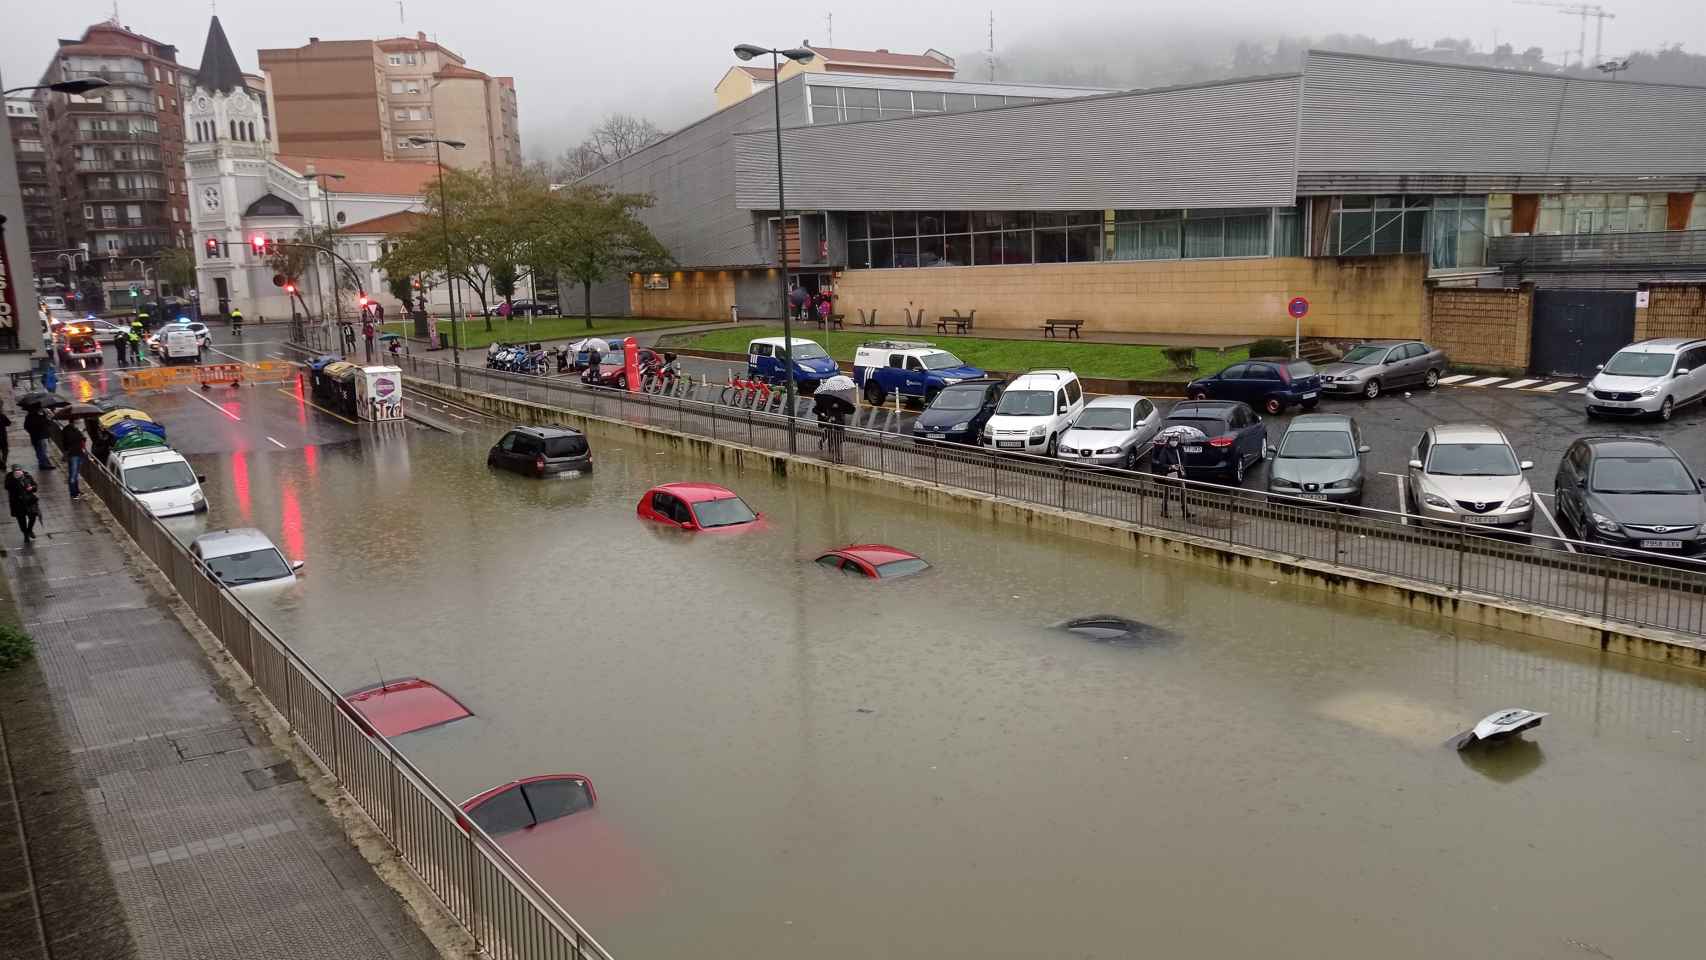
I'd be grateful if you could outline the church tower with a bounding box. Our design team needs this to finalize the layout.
[185,16,275,318]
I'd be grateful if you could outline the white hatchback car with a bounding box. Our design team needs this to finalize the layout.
[191,528,302,593]
[107,447,207,517]
[1584,338,1706,422]
[981,370,1086,456]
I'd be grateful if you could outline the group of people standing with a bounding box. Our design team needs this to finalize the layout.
[787,286,835,324]
[4,404,89,543]
[111,313,148,366]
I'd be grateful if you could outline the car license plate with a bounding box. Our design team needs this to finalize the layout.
[1183,445,1203,454]
[1462,514,1502,524]
[925,433,945,440]
[560,470,582,479]
[1302,392,1317,399]
[1298,493,1328,500]
[997,440,1024,449]
[1640,539,1683,549]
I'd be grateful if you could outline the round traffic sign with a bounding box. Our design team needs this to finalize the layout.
[1287,296,1310,318]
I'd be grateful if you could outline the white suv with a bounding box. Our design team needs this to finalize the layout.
[981,370,1085,456]
[1584,338,1706,422]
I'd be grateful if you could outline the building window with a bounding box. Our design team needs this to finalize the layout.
[390,80,404,94]
[388,55,403,66]
[1111,208,1281,261]
[83,205,93,220]
[1535,193,1670,235]
[17,139,42,153]
[845,210,1100,269]
[395,108,408,120]
[1321,196,1430,257]
[1428,196,1487,269]
[170,208,178,222]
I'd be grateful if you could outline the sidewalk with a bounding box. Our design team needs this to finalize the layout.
[0,417,440,960]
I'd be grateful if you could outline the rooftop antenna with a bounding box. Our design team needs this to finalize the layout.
[825,12,832,46]
[986,11,995,81]
[397,0,405,26]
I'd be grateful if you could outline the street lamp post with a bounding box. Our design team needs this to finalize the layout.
[409,136,467,383]
[305,171,347,329]
[734,42,816,452]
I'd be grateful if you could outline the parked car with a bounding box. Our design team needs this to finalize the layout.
[1552,436,1706,555]
[636,482,763,531]
[747,336,841,391]
[1185,357,1322,414]
[78,317,129,343]
[487,425,591,477]
[506,298,559,317]
[1266,414,1369,504]
[190,528,301,593]
[980,370,1086,456]
[909,378,1006,445]
[1406,424,1534,530]
[107,446,207,516]
[582,348,660,387]
[1317,340,1449,398]
[1584,337,1706,421]
[1147,400,1268,484]
[813,544,931,579]
[461,774,598,837]
[342,678,474,738]
[1056,395,1161,469]
[852,339,984,406]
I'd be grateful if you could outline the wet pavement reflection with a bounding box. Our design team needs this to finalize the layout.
[174,419,1706,960]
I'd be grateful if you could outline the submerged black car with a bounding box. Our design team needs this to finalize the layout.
[488,425,592,478]
[910,378,1006,445]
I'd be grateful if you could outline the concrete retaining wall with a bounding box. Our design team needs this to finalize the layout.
[408,377,1706,674]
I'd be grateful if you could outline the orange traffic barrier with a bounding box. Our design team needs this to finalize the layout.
[195,363,245,390]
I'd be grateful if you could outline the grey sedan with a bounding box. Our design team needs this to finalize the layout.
[1055,395,1161,469]
[1318,340,1449,399]
[1266,414,1369,504]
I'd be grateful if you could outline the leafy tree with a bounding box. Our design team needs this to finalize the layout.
[535,185,672,328]
[386,272,415,307]
[157,247,197,295]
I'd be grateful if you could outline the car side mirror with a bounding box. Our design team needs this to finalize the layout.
[196,474,207,483]
[291,559,305,571]
[1357,444,1371,453]
[1676,368,1691,376]
[1057,404,1068,413]
[1595,363,1604,370]
[679,521,694,530]
[1519,460,1534,471]
[1408,459,1424,469]
[1265,444,1277,457]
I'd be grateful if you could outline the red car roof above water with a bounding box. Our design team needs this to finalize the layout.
[654,482,741,503]
[343,678,473,737]
[833,544,922,566]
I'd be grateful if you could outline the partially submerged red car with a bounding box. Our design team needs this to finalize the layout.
[460,774,598,836]
[636,482,763,531]
[814,544,931,579]
[342,678,473,738]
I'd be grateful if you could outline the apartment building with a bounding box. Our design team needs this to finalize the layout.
[716,44,956,109]
[6,97,60,259]
[28,21,196,303]
[260,32,519,172]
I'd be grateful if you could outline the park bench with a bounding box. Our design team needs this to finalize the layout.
[1041,318,1083,339]
[819,313,846,330]
[937,309,976,334]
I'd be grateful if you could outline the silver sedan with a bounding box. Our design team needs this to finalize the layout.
[1318,340,1449,399]
[1055,395,1162,469]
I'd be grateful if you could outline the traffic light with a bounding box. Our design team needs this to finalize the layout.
[357,294,370,311]
[205,237,220,258]
[284,283,296,295]
[129,285,139,299]
[251,234,271,256]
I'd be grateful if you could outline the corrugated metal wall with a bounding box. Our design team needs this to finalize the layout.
[581,76,808,268]
[1298,51,1706,192]
[733,75,1304,211]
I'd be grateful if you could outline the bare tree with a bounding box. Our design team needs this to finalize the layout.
[552,113,665,181]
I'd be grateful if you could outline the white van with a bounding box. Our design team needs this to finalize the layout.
[980,370,1086,455]
[159,326,202,364]
[107,447,207,517]
[1584,338,1706,422]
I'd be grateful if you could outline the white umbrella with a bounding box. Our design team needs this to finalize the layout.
[1154,424,1207,445]
[572,337,610,355]
[816,374,857,403]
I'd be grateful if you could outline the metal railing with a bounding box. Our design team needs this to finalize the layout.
[380,347,1706,640]
[1490,229,1706,269]
[81,459,615,960]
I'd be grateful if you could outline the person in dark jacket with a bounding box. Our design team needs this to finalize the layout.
[0,406,10,470]
[23,408,53,470]
[6,466,40,541]
[62,421,87,501]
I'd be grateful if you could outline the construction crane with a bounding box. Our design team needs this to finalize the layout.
[1515,1,1616,68]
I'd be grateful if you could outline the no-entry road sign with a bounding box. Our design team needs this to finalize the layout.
[1288,296,1310,318]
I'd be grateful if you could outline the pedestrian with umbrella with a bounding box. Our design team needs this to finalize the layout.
[61,419,88,501]
[814,374,858,463]
[23,406,53,471]
[6,465,41,543]
[1151,424,1206,519]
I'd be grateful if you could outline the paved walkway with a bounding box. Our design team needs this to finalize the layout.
[680,320,1254,349]
[0,416,438,960]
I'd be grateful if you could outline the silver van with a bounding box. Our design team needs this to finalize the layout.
[1585,338,1706,421]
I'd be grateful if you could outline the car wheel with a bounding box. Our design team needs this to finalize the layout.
[1190,390,1209,401]
[1363,379,1382,400]
[1658,396,1674,422]
[1233,454,1246,485]
[1124,448,1139,471]
[1423,368,1441,389]
[1045,433,1059,457]
[1263,397,1284,415]
[1300,398,1319,410]
[864,380,885,406]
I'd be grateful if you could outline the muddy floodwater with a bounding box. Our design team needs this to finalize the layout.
[180,424,1706,959]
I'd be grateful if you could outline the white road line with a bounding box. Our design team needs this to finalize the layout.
[266,436,287,449]
[1530,494,1576,553]
[1379,471,1409,525]
[1498,378,1542,390]
[184,386,241,421]
[1535,381,1577,392]
[1570,387,1588,395]
[1437,374,1474,385]
[1465,376,1507,387]
[207,346,246,363]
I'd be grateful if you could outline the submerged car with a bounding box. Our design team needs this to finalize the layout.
[1266,414,1369,504]
[108,446,206,516]
[910,378,1006,445]
[637,482,763,531]
[814,544,930,579]
[1056,395,1161,469]
[343,678,473,737]
[461,774,598,836]
[1406,424,1534,530]
[190,528,302,592]
[488,425,591,477]
[1317,340,1448,398]
[1552,436,1706,555]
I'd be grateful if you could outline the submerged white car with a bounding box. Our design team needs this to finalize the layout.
[191,528,302,593]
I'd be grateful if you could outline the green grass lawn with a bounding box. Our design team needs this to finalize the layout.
[380,316,703,351]
[660,326,1248,381]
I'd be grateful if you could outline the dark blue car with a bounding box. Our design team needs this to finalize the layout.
[910,378,1007,445]
[1186,357,1322,415]
[1148,400,1269,485]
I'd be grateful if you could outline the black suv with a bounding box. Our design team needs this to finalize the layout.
[1553,436,1706,555]
[488,426,592,478]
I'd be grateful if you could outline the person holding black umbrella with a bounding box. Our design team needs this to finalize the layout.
[23,407,53,471]
[6,466,40,542]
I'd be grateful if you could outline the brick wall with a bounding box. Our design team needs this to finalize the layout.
[1425,284,1533,371]
[822,255,1427,339]
[1635,284,1706,340]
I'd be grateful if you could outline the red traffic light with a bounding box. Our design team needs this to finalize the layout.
[251,235,268,254]
[205,237,220,257]
[284,283,296,294]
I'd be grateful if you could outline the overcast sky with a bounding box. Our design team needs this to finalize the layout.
[4,0,1699,159]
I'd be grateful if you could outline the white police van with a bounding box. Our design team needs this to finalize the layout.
[851,340,986,405]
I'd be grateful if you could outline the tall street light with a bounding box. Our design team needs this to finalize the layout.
[409,135,466,382]
[3,77,110,96]
[734,42,815,452]
[304,171,347,329]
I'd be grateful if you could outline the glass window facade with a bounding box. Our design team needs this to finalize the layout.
[845,211,1101,268]
[1320,195,1493,268]
[808,86,1045,124]
[1535,193,1670,235]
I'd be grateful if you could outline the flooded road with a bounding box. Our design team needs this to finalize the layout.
[168,413,1706,959]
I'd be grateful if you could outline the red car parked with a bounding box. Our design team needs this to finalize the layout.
[636,482,763,531]
[342,678,473,737]
[581,348,660,388]
[813,544,931,579]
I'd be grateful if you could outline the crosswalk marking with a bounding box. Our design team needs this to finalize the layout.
[1570,387,1587,394]
[1535,381,1577,393]
[1465,376,1506,387]
[1498,378,1543,390]
[1438,374,1474,384]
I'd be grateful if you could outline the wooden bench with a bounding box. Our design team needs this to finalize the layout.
[818,313,845,330]
[1042,318,1083,339]
[936,309,976,334]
